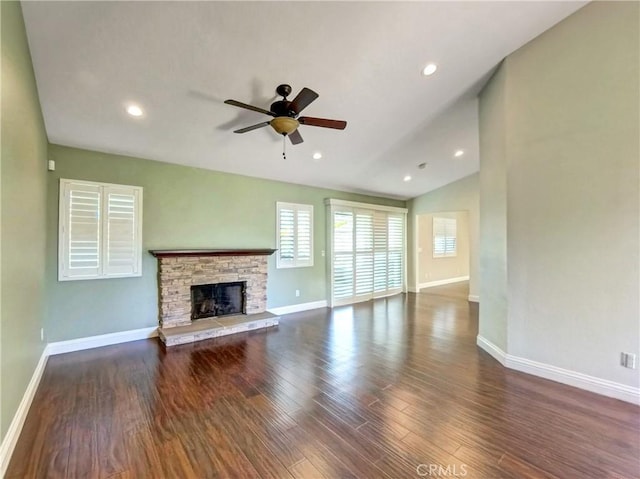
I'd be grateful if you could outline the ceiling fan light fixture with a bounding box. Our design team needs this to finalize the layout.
[270,116,299,135]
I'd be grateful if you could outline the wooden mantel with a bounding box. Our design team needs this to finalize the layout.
[149,249,276,258]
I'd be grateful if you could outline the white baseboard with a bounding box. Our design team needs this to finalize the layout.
[418,276,469,290]
[407,287,419,293]
[506,355,640,405]
[477,335,640,405]
[476,335,506,365]
[468,294,479,303]
[268,300,328,316]
[0,348,48,477]
[47,326,158,356]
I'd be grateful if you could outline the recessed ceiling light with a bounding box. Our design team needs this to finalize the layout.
[403,175,412,182]
[422,63,438,76]
[126,104,143,117]
[312,152,322,160]
[454,149,465,157]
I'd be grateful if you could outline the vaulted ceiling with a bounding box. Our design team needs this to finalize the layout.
[21,1,586,200]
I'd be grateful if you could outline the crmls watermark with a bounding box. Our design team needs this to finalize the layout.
[416,463,468,477]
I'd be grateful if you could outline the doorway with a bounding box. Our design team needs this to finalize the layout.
[416,211,470,293]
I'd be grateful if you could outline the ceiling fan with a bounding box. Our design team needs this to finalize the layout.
[224,84,347,145]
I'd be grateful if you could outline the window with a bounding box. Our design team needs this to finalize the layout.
[433,216,457,257]
[59,179,143,281]
[327,199,407,306]
[276,202,313,268]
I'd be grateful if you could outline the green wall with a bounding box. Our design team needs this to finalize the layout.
[479,1,639,386]
[46,144,404,342]
[1,1,48,439]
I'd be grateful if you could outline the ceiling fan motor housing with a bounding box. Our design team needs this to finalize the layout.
[270,100,296,117]
[271,84,299,117]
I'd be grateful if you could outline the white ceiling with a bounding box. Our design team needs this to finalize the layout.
[21,1,586,200]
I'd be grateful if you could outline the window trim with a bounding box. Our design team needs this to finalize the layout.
[58,178,143,281]
[324,198,407,214]
[276,201,314,269]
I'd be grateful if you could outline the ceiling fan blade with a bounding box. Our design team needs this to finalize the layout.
[288,129,304,145]
[224,99,275,117]
[289,88,319,115]
[299,116,347,130]
[233,121,271,134]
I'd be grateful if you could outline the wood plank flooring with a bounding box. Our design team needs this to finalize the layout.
[7,283,640,478]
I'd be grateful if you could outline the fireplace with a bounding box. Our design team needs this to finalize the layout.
[149,249,279,345]
[191,281,246,320]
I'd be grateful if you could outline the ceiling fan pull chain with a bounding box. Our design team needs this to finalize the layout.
[282,135,287,160]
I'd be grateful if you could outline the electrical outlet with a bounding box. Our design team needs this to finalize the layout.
[295,289,300,297]
[40,328,44,342]
[620,352,637,369]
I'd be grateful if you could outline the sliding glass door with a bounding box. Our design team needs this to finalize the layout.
[326,200,407,307]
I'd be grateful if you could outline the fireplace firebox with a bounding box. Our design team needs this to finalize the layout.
[191,281,246,320]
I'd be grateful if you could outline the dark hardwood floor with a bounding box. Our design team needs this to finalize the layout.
[7,283,640,478]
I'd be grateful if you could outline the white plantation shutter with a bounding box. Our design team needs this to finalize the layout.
[105,188,141,276]
[327,200,407,306]
[297,207,312,264]
[278,207,296,264]
[387,214,404,290]
[433,217,457,257]
[277,202,313,268]
[373,212,388,293]
[355,212,374,297]
[64,182,101,278]
[59,179,142,281]
[333,211,354,298]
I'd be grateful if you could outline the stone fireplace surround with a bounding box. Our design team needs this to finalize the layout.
[150,249,279,346]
